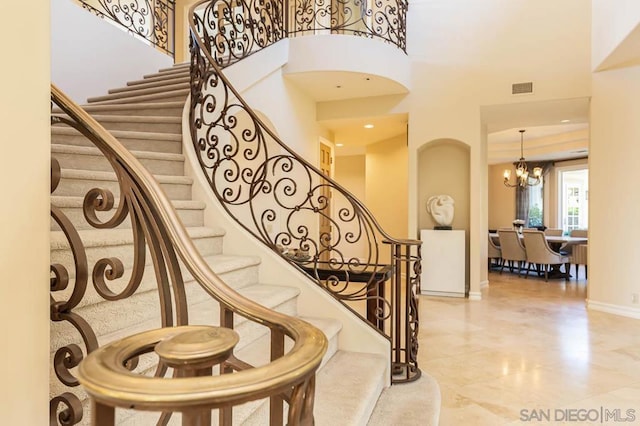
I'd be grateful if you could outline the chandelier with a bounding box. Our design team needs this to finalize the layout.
[503,129,542,188]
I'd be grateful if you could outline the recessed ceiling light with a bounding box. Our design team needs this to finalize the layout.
[364,124,374,129]
[336,85,342,89]
[561,119,570,123]
[336,143,344,147]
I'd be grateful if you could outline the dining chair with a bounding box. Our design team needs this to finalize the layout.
[522,230,570,281]
[488,234,502,270]
[544,228,563,237]
[570,244,588,279]
[497,230,527,275]
[570,229,588,238]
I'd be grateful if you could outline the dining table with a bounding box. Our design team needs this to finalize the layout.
[489,232,588,278]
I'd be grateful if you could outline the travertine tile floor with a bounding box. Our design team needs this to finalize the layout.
[419,270,640,425]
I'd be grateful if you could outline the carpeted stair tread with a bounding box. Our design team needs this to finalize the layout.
[313,351,387,426]
[53,101,185,116]
[367,374,441,426]
[158,62,190,73]
[90,81,190,102]
[126,71,190,86]
[60,114,182,125]
[52,125,181,141]
[87,88,189,105]
[113,75,190,93]
[50,225,225,250]
[143,67,190,80]
[50,253,261,311]
[52,143,184,161]
[58,168,192,185]
[51,195,204,210]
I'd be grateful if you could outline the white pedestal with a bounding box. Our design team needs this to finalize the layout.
[420,229,465,297]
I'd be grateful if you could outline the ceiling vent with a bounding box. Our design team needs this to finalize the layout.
[512,82,534,95]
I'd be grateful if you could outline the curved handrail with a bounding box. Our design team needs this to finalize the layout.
[188,0,421,383]
[51,84,327,422]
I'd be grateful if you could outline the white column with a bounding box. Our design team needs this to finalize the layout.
[0,1,50,424]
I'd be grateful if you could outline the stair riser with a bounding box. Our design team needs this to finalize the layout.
[142,68,190,81]
[52,151,184,175]
[112,76,190,94]
[52,133,182,154]
[88,91,188,105]
[54,175,192,200]
[96,82,190,101]
[96,120,181,134]
[51,205,204,231]
[159,63,191,73]
[127,71,190,87]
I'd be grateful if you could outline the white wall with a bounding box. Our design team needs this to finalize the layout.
[51,0,174,102]
[592,0,640,69]
[0,1,50,424]
[588,65,640,317]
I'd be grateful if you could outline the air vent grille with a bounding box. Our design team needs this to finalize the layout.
[512,82,534,95]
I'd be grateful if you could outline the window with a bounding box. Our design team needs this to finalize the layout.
[558,168,588,233]
[527,178,543,228]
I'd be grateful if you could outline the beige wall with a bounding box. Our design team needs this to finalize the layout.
[488,163,516,230]
[366,135,409,243]
[589,65,640,312]
[418,140,470,289]
[0,1,50,423]
[334,155,368,260]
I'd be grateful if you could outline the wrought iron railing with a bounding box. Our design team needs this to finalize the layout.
[192,0,407,68]
[75,0,176,56]
[287,0,408,52]
[189,0,419,383]
[50,84,326,425]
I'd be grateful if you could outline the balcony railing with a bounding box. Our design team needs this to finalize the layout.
[75,0,176,56]
[287,0,408,52]
[189,0,419,384]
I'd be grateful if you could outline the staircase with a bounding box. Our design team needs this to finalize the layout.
[50,63,391,425]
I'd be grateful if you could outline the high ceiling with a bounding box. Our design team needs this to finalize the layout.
[308,74,591,161]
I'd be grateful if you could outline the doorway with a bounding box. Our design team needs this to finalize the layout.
[319,141,333,262]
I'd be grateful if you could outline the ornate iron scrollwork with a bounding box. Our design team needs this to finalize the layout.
[289,0,408,52]
[189,0,419,382]
[192,0,286,67]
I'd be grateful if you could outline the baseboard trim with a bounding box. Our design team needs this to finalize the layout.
[480,280,489,288]
[421,290,465,298]
[587,299,640,319]
[468,291,482,301]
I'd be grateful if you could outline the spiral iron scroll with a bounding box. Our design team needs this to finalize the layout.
[190,0,419,381]
[192,0,285,67]
[78,0,175,56]
[289,0,407,52]
[50,96,187,424]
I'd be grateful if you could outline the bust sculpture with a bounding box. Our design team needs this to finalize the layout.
[426,195,455,230]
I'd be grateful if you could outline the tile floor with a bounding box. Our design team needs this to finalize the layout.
[419,270,640,425]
